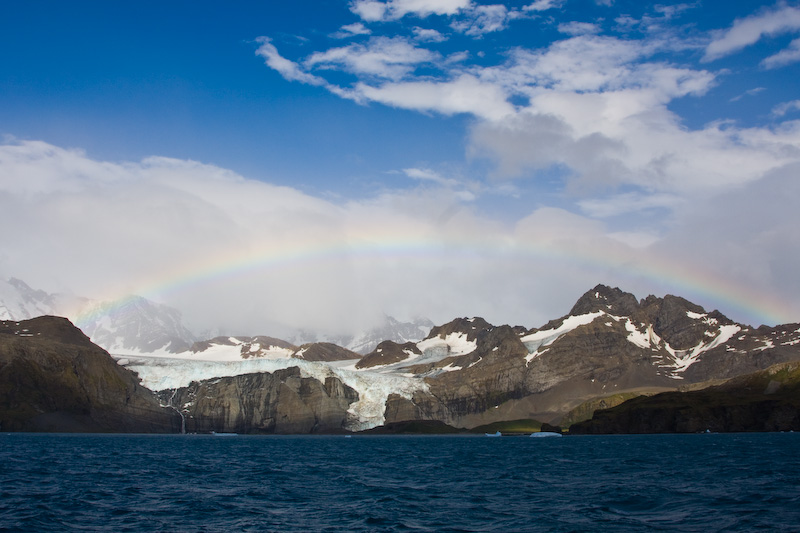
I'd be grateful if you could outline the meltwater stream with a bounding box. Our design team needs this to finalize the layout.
[1,433,799,532]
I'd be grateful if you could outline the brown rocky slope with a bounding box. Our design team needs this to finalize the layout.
[569,361,800,433]
[0,316,179,432]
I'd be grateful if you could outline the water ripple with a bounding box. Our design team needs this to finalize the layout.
[1,433,799,531]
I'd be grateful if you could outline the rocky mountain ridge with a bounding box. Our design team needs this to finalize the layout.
[122,284,800,432]
[3,283,800,433]
[354,284,800,428]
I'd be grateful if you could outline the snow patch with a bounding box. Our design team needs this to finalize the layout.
[416,332,477,362]
[656,324,742,375]
[522,312,603,364]
[625,320,654,349]
[758,340,775,351]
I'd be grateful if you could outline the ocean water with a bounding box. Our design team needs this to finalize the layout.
[1,433,799,532]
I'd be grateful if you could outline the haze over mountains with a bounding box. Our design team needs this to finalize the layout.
[2,276,799,434]
[0,277,432,356]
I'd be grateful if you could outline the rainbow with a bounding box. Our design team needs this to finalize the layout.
[74,233,798,329]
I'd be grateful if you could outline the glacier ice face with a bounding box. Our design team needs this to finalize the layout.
[124,355,428,432]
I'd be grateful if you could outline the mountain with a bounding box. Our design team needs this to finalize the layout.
[122,283,800,433]
[0,277,196,355]
[0,316,179,432]
[569,361,800,433]
[0,316,361,434]
[0,278,85,321]
[76,296,196,355]
[6,282,800,434]
[367,284,800,428]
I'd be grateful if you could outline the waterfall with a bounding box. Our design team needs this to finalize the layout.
[167,388,186,434]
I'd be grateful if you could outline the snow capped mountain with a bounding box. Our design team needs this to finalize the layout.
[76,296,196,355]
[0,278,85,321]
[0,277,195,355]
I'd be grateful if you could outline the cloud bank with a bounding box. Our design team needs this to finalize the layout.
[4,2,800,338]
[1,136,799,336]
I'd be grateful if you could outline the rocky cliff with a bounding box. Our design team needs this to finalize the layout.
[0,316,179,432]
[164,367,358,434]
[569,361,800,433]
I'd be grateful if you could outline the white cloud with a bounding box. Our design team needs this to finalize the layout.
[0,138,608,333]
[403,167,456,185]
[471,92,800,196]
[355,74,515,120]
[350,0,389,21]
[653,3,697,20]
[557,21,601,36]
[762,37,800,68]
[3,137,799,337]
[703,4,800,62]
[459,32,800,202]
[451,4,513,36]
[413,26,447,42]
[254,37,327,86]
[524,0,565,12]
[305,36,438,80]
[333,22,372,38]
[351,0,471,21]
[772,99,800,117]
[729,86,766,102]
[476,35,713,99]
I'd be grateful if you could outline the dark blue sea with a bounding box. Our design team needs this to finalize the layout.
[1,433,799,532]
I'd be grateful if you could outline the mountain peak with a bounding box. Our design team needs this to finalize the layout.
[425,317,494,343]
[568,284,640,317]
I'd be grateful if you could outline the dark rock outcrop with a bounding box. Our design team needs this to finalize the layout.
[357,340,421,369]
[0,316,179,432]
[568,284,640,317]
[293,342,360,362]
[570,361,800,434]
[167,367,359,434]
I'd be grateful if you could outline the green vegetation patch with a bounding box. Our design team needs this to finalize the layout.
[469,419,543,434]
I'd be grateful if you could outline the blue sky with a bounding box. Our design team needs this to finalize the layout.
[2,1,800,335]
